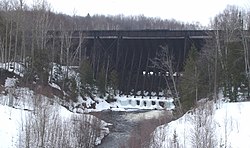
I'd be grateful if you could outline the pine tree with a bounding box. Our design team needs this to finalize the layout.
[96,67,106,98]
[109,69,119,95]
[179,45,199,110]
[33,49,50,85]
[68,77,78,102]
[23,49,50,85]
[79,59,94,97]
[223,42,245,102]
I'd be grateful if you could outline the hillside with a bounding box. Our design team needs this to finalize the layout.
[0,77,111,147]
[151,96,250,148]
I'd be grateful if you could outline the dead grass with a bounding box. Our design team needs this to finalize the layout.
[128,111,173,148]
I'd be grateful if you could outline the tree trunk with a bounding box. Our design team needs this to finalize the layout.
[214,27,220,103]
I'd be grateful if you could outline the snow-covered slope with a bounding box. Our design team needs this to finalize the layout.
[151,100,250,148]
[0,78,110,148]
[0,103,110,148]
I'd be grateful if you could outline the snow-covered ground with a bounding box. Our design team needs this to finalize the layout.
[151,99,250,148]
[0,78,110,148]
[0,103,110,148]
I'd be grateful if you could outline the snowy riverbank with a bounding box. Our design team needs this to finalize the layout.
[151,99,250,148]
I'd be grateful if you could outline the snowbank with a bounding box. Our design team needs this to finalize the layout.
[151,101,250,148]
[0,82,110,148]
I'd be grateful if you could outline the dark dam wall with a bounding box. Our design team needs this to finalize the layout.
[48,30,210,96]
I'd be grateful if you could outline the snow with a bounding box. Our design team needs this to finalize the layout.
[0,62,178,147]
[95,98,112,111]
[5,77,18,88]
[214,102,250,148]
[71,94,174,113]
[151,100,250,148]
[0,103,110,148]
[0,105,25,148]
[112,95,174,110]
[0,85,110,148]
[3,62,250,147]
[0,62,25,77]
[49,82,61,90]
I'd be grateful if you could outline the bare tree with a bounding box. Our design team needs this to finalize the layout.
[151,46,182,113]
[19,94,105,148]
[190,100,217,148]
[213,19,220,104]
[240,21,250,98]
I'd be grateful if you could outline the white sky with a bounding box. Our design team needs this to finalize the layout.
[27,0,249,26]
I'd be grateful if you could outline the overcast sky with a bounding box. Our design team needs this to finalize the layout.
[27,0,249,26]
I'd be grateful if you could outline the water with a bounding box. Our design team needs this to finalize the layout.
[92,110,173,148]
[93,111,136,148]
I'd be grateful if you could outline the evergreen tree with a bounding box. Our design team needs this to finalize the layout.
[79,59,94,97]
[109,69,119,95]
[222,42,245,102]
[23,49,50,85]
[96,67,106,98]
[179,45,200,110]
[33,49,50,85]
[66,77,78,102]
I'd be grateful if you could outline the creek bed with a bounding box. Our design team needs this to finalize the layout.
[92,110,173,148]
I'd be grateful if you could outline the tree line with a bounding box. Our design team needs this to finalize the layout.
[178,5,250,112]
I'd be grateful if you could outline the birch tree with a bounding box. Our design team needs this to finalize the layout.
[240,13,250,98]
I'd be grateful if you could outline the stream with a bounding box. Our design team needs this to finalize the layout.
[92,110,173,148]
